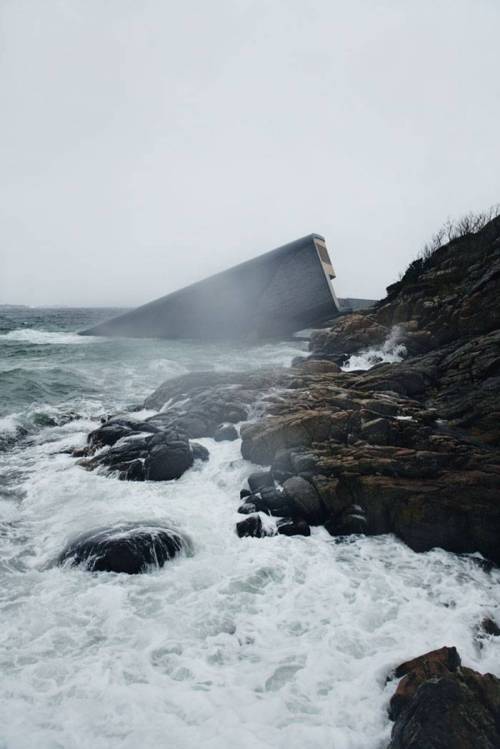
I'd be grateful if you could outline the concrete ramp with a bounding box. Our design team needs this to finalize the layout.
[81,234,341,340]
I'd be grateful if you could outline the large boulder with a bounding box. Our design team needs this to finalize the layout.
[59,524,190,574]
[88,418,159,448]
[247,471,275,493]
[282,476,325,524]
[237,486,296,517]
[310,313,390,357]
[144,430,193,481]
[276,518,311,536]
[236,515,274,538]
[82,427,196,482]
[387,646,500,749]
[241,410,335,465]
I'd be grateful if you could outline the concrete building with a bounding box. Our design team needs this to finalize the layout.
[81,234,341,340]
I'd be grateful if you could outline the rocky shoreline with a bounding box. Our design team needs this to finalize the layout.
[68,214,500,747]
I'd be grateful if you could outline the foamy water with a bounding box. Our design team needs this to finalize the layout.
[0,328,100,345]
[342,328,407,371]
[0,312,499,749]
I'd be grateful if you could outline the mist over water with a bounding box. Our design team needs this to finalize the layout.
[0,308,499,749]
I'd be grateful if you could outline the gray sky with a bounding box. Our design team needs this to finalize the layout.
[1,0,499,306]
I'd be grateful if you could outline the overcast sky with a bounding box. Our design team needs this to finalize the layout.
[1,0,499,306]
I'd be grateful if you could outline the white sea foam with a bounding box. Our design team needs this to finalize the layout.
[0,413,21,435]
[0,417,499,749]
[342,328,407,371]
[0,328,100,345]
[0,333,499,749]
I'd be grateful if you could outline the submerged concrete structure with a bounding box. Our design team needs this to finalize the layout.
[81,234,341,340]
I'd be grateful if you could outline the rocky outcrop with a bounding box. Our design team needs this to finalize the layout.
[79,422,200,482]
[235,217,500,562]
[58,524,191,574]
[387,647,500,749]
[75,215,500,564]
[237,344,500,561]
[311,214,500,359]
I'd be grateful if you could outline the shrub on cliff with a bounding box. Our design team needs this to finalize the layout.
[388,204,500,295]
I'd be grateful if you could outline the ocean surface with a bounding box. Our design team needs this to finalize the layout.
[0,307,498,749]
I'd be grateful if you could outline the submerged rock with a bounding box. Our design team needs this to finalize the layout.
[59,524,190,574]
[387,646,500,749]
[480,617,500,638]
[276,518,311,536]
[236,515,275,538]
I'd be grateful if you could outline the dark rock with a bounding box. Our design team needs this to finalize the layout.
[237,501,257,514]
[214,423,239,442]
[87,417,161,449]
[276,518,311,536]
[310,312,390,357]
[144,430,193,481]
[240,488,252,500]
[173,415,209,438]
[58,524,190,574]
[145,444,193,481]
[290,452,317,473]
[388,646,500,749]
[325,505,368,536]
[125,459,144,481]
[272,469,294,484]
[89,439,149,468]
[191,442,210,462]
[391,646,462,688]
[252,487,296,517]
[282,476,325,524]
[88,423,132,447]
[236,515,274,538]
[481,618,500,637]
[247,471,275,493]
[272,449,294,474]
[241,412,334,466]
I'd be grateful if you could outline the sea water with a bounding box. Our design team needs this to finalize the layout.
[0,308,498,749]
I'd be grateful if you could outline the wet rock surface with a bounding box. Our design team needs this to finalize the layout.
[387,647,500,749]
[233,219,500,562]
[58,524,190,574]
[311,214,500,358]
[144,429,193,481]
[213,423,239,441]
[79,424,198,482]
[77,216,500,566]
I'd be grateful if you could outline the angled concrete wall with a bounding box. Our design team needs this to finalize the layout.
[81,234,341,340]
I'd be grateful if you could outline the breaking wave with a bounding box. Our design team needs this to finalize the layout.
[342,328,407,371]
[0,328,99,345]
[1,310,498,748]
